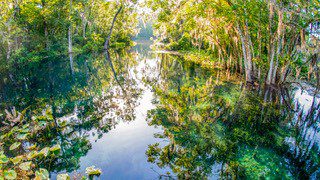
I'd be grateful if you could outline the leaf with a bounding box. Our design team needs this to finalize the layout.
[21,128,30,133]
[0,152,9,164]
[27,150,38,160]
[22,124,30,129]
[38,121,47,127]
[9,142,21,150]
[10,126,19,133]
[16,133,28,140]
[57,173,70,180]
[0,134,6,140]
[4,170,17,180]
[20,124,30,133]
[50,144,61,152]
[10,155,23,164]
[39,147,50,157]
[85,166,102,176]
[35,168,49,179]
[19,161,32,171]
[27,144,37,150]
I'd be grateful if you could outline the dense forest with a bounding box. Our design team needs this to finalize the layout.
[0,0,319,179]
[147,0,319,86]
[0,0,138,83]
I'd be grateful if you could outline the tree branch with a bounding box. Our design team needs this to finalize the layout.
[104,5,123,50]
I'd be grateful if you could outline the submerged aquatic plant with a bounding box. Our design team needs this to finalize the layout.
[85,166,102,176]
[0,107,104,179]
[57,173,70,180]
[144,57,320,179]
[0,108,60,179]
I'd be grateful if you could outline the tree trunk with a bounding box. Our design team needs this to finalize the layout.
[308,54,318,82]
[266,0,275,85]
[6,23,11,61]
[104,5,123,50]
[68,0,74,75]
[13,0,20,51]
[82,13,86,38]
[296,67,301,80]
[104,5,124,93]
[68,27,74,75]
[237,23,252,83]
[280,62,289,83]
[272,9,284,84]
[237,44,243,74]
[300,29,306,51]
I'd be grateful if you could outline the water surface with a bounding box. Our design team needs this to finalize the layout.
[0,41,319,179]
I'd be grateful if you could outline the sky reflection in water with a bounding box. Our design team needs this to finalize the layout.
[1,41,319,179]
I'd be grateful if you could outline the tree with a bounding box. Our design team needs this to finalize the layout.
[148,0,320,86]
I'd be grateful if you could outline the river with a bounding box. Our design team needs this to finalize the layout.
[0,40,319,179]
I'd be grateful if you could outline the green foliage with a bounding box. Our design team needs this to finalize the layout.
[9,142,21,151]
[143,56,317,178]
[168,35,193,51]
[148,0,319,83]
[19,162,32,171]
[0,152,9,164]
[235,147,291,179]
[0,106,107,179]
[0,0,139,81]
[85,166,102,176]
[35,168,50,179]
[57,173,70,180]
[0,108,60,178]
[3,170,17,180]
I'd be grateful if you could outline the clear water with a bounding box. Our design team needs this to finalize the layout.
[75,43,172,179]
[0,40,319,179]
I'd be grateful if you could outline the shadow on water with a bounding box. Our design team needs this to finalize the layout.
[0,40,319,179]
